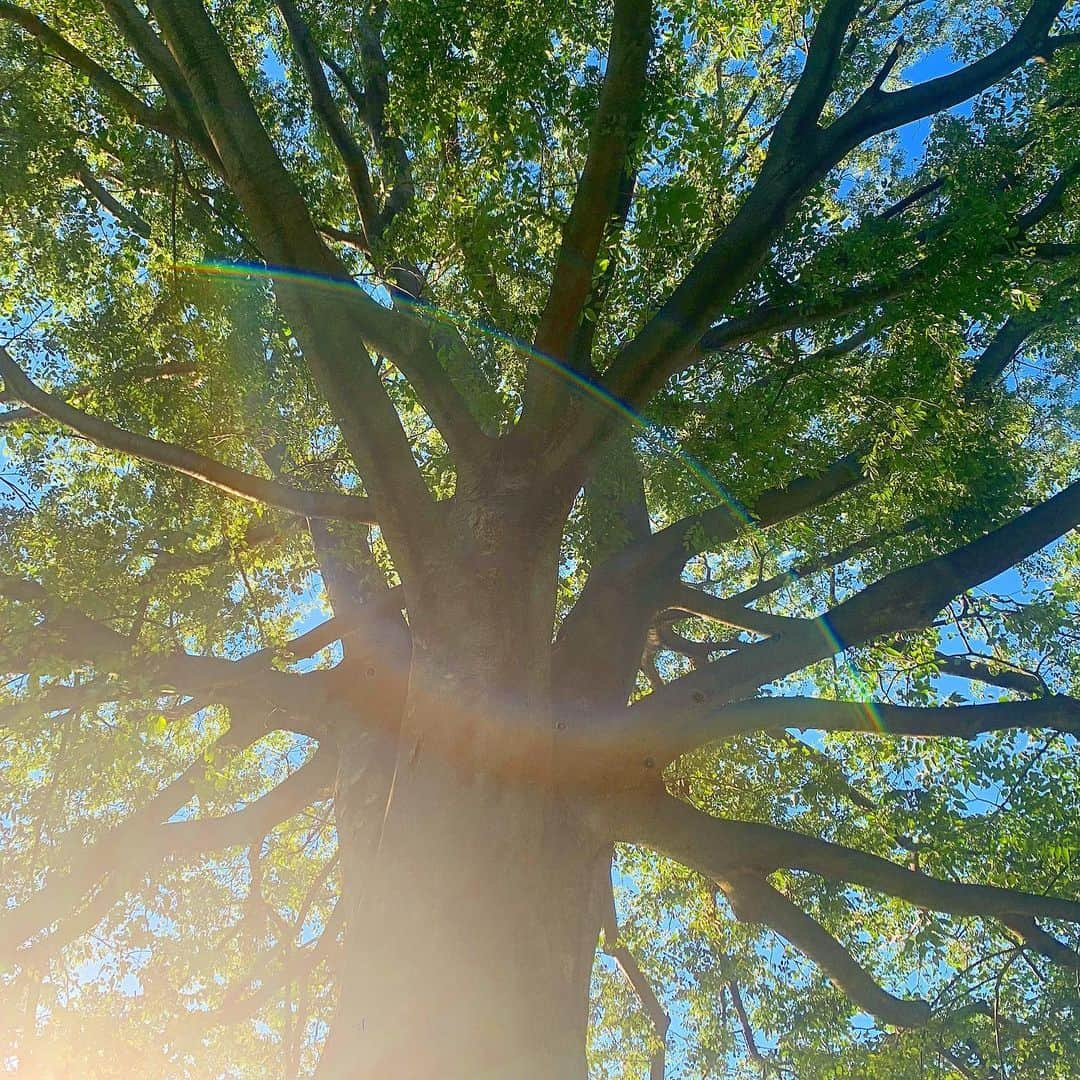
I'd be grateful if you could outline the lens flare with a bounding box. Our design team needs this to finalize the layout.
[181,259,886,734]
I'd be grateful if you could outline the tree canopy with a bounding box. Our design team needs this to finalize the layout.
[0,0,1079,1076]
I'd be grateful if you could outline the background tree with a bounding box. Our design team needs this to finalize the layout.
[1,0,1079,1074]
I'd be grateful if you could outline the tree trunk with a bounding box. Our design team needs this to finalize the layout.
[318,508,606,1077]
[323,760,606,1077]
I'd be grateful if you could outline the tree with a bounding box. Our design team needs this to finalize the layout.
[0,0,1079,1074]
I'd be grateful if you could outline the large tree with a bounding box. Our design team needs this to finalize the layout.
[1,0,1079,1074]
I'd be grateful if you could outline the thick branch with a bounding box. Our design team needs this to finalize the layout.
[554,1,1066,475]
[527,0,652,387]
[328,296,489,461]
[582,0,864,430]
[829,1,1067,153]
[679,694,1080,746]
[321,8,415,236]
[554,450,864,712]
[966,289,1077,396]
[162,750,336,855]
[308,519,411,678]
[769,0,862,152]
[201,0,481,463]
[0,345,376,523]
[586,449,864,628]
[145,0,437,563]
[99,0,222,168]
[594,478,1080,769]
[612,793,1080,933]
[0,573,339,737]
[656,451,865,576]
[721,870,931,1027]
[575,257,1076,687]
[822,479,1080,646]
[1001,915,1080,969]
[556,448,864,687]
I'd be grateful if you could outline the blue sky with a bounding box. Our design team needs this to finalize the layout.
[3,17,1077,1077]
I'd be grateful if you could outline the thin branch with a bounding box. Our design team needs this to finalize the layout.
[665,583,804,637]
[698,276,906,355]
[0,679,122,731]
[3,746,336,965]
[654,621,739,663]
[73,163,152,238]
[741,319,882,400]
[938,1046,980,1080]
[274,0,379,238]
[1014,159,1080,235]
[200,900,346,1028]
[772,731,879,811]
[875,175,946,223]
[697,216,1080,363]
[600,873,670,1079]
[728,980,770,1068]
[2,725,242,964]
[728,519,924,606]
[148,519,290,575]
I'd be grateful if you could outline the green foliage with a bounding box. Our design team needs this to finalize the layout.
[1,0,1079,1074]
